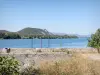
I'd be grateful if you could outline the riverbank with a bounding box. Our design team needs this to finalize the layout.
[0,48,100,75]
[0,48,97,54]
[0,48,97,67]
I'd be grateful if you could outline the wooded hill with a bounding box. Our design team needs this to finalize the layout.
[0,27,78,39]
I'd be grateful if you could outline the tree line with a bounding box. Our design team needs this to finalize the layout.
[0,32,21,39]
[0,32,78,39]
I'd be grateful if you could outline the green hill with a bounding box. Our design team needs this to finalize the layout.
[0,27,78,39]
[17,27,52,35]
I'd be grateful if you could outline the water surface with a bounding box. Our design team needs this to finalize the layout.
[0,38,89,48]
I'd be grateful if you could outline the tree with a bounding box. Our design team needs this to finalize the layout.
[0,33,5,39]
[88,28,100,53]
[3,33,21,39]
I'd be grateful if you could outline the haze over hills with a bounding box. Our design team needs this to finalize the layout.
[52,32,67,35]
[52,32,91,37]
[76,34,91,38]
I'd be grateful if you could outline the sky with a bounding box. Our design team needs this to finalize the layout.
[0,0,100,35]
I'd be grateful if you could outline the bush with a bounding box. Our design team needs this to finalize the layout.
[88,28,100,53]
[0,56,20,75]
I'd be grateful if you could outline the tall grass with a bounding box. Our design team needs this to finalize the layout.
[21,54,100,75]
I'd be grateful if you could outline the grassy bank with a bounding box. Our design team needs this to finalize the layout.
[21,54,100,75]
[0,48,100,75]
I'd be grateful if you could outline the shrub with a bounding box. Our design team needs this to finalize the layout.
[0,56,20,75]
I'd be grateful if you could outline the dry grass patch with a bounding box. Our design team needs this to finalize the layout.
[21,53,100,75]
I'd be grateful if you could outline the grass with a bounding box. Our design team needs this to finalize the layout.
[0,48,100,75]
[21,53,100,75]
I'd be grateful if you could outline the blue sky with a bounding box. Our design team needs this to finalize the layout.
[0,0,100,35]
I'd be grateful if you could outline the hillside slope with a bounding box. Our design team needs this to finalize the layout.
[0,30,9,33]
[17,27,52,35]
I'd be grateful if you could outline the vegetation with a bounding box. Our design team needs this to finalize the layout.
[18,27,51,35]
[0,32,78,39]
[0,27,78,39]
[22,34,78,39]
[0,30,9,33]
[21,66,40,75]
[0,51,100,75]
[21,54,100,75]
[0,32,21,39]
[0,56,20,75]
[18,27,78,39]
[88,28,100,53]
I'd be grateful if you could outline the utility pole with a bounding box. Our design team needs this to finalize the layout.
[60,37,62,48]
[41,38,42,48]
[48,35,50,48]
[31,38,33,48]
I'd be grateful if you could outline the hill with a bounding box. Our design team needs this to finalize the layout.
[0,30,9,33]
[0,27,78,39]
[17,27,52,35]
